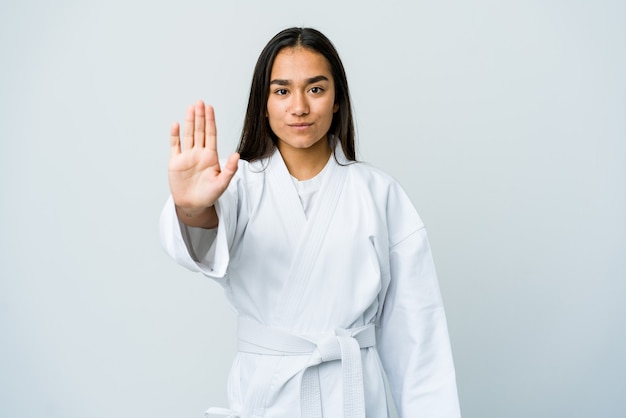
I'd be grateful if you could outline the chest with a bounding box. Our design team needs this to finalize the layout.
[226,177,390,328]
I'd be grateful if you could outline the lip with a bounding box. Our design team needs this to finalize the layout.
[287,123,313,131]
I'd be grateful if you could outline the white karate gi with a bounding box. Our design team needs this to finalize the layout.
[160,145,461,418]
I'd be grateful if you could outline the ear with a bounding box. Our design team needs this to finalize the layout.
[333,103,339,113]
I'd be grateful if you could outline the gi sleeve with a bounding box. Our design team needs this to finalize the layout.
[376,184,461,417]
[159,175,242,280]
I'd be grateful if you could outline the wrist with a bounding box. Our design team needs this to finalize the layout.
[175,204,213,218]
[175,205,218,229]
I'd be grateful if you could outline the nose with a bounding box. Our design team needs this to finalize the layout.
[290,92,309,116]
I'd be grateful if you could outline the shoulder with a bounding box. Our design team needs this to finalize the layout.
[345,161,398,186]
[333,144,399,189]
[344,161,408,198]
[345,161,425,241]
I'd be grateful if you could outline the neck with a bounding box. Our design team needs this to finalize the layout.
[278,138,332,181]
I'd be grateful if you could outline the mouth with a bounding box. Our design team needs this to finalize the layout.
[288,123,313,131]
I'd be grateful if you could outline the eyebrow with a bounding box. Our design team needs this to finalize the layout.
[270,75,330,86]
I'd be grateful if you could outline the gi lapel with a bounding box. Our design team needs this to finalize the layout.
[273,147,349,326]
[266,148,307,249]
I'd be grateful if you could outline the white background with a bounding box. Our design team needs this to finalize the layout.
[1,1,624,417]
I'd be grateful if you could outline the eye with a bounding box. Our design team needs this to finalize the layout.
[274,88,288,96]
[310,86,324,94]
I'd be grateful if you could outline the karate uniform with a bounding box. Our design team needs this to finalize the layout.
[160,145,461,418]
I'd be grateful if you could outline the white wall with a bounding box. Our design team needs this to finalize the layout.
[1,1,624,417]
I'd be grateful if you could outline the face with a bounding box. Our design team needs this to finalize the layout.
[267,47,339,154]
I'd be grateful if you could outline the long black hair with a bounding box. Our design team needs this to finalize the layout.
[237,27,356,162]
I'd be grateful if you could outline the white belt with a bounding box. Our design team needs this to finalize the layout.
[206,318,376,418]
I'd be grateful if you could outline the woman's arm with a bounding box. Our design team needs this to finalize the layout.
[377,228,461,417]
[375,181,461,417]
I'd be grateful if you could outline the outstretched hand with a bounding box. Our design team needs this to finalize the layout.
[168,100,239,223]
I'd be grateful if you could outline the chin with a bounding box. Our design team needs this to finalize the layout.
[280,138,324,150]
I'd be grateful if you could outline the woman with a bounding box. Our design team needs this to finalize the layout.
[161,27,461,418]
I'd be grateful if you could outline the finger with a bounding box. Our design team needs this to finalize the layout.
[170,122,181,157]
[205,104,218,153]
[194,100,205,148]
[183,105,194,150]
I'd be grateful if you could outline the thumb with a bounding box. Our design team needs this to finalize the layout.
[217,152,240,187]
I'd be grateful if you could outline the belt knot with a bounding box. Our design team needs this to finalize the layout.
[235,318,375,418]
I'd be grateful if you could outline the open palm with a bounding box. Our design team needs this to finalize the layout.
[168,101,239,211]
